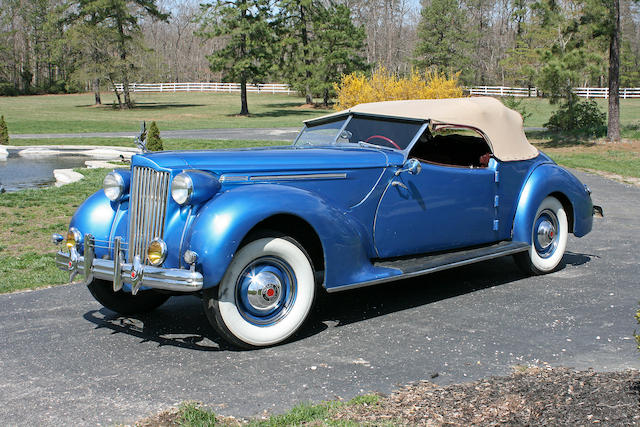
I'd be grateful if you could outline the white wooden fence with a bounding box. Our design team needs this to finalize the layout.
[113,82,293,94]
[112,82,640,99]
[468,85,640,99]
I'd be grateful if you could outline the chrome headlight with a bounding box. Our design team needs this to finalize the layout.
[171,173,193,205]
[103,171,125,201]
[147,238,167,266]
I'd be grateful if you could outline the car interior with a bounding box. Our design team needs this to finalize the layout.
[409,125,493,168]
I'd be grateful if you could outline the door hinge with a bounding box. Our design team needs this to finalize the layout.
[494,195,499,208]
[494,171,500,183]
[493,219,499,231]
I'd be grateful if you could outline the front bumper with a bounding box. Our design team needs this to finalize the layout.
[55,234,203,293]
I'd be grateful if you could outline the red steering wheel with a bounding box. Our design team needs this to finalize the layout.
[365,135,401,150]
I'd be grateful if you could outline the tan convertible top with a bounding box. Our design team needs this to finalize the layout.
[306,97,538,161]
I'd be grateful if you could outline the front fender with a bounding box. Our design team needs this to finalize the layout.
[69,190,121,257]
[185,184,380,289]
[512,164,593,244]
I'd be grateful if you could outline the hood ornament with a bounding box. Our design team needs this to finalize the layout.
[134,121,148,153]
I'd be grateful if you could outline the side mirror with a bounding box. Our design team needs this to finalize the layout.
[395,158,422,176]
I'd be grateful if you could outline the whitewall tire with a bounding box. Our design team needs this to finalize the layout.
[515,196,568,275]
[202,236,316,348]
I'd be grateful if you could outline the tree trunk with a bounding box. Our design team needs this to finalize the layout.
[323,88,329,107]
[122,71,132,109]
[240,75,249,115]
[607,0,621,142]
[93,79,101,105]
[238,0,249,116]
[300,5,313,105]
[109,77,123,108]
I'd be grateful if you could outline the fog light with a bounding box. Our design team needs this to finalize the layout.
[66,228,81,249]
[184,250,198,265]
[147,238,167,266]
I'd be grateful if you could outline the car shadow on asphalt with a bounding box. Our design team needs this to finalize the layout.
[82,253,594,351]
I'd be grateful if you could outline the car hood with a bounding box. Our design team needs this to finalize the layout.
[133,145,404,173]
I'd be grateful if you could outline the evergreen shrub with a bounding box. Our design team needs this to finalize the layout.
[545,98,607,137]
[146,121,163,151]
[333,68,463,110]
[0,115,8,145]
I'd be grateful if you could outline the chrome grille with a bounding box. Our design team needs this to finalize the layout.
[128,166,170,263]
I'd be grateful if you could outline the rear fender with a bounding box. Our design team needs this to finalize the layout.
[185,184,382,289]
[512,164,593,243]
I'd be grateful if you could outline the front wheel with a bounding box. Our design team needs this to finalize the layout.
[87,278,170,315]
[514,196,568,275]
[202,236,316,349]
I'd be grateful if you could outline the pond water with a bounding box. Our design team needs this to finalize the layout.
[0,150,89,192]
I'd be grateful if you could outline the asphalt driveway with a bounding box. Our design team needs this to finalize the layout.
[0,171,638,426]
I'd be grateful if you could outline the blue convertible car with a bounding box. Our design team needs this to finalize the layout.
[54,97,599,348]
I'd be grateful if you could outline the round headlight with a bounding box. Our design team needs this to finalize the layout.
[103,172,124,201]
[171,173,193,205]
[66,227,82,249]
[147,239,167,266]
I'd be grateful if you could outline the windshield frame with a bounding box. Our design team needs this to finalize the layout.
[293,112,428,159]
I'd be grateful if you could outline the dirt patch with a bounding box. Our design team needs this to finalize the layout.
[135,367,640,426]
[293,103,330,110]
[334,367,640,426]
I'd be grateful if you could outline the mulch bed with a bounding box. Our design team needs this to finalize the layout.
[334,367,640,426]
[136,367,639,426]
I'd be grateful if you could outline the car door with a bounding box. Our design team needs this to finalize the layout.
[373,160,499,258]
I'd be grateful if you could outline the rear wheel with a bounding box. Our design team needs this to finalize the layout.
[514,196,568,275]
[87,278,170,315]
[202,236,316,349]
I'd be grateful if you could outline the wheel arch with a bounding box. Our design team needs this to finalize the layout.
[239,214,325,285]
[512,163,592,243]
[549,190,574,233]
[185,184,371,289]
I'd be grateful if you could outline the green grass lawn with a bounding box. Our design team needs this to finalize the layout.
[0,92,331,134]
[144,395,383,426]
[1,92,639,135]
[9,137,288,150]
[503,97,640,129]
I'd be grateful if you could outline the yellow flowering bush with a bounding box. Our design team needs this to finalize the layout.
[333,68,463,110]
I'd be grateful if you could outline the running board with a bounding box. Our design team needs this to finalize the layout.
[328,241,529,293]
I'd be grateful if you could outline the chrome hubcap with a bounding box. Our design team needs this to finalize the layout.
[236,256,297,326]
[536,220,556,249]
[246,271,282,311]
[534,209,559,259]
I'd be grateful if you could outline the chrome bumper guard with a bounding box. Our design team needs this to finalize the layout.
[55,234,203,293]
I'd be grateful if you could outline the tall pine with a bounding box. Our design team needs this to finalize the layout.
[199,0,274,115]
[413,0,472,81]
[277,1,367,105]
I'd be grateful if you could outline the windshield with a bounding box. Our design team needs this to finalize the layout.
[295,115,423,151]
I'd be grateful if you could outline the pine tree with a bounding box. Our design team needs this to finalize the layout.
[310,4,367,106]
[413,0,472,81]
[199,0,275,115]
[0,115,8,145]
[277,1,367,106]
[146,121,163,151]
[65,0,169,109]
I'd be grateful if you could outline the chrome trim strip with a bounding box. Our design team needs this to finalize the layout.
[326,243,529,293]
[56,251,203,292]
[219,175,249,183]
[249,173,347,181]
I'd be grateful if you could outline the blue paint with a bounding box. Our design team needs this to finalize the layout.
[64,123,595,294]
